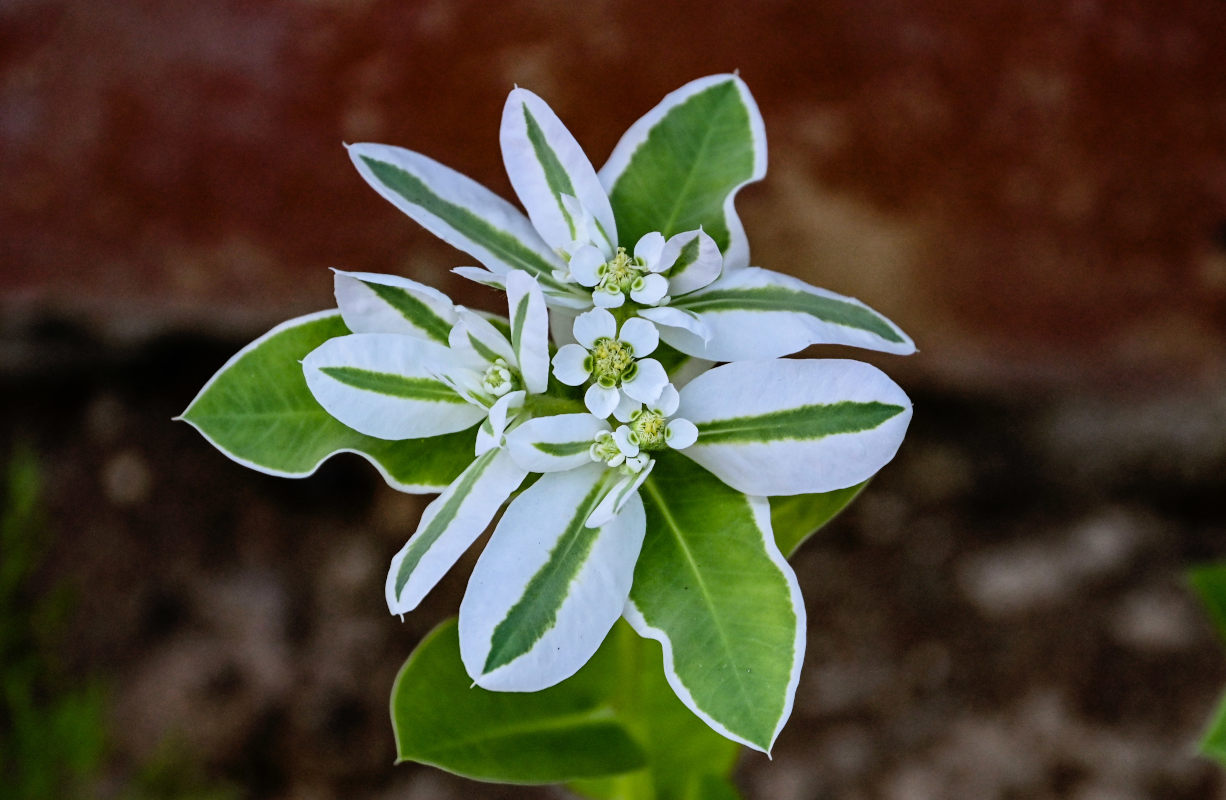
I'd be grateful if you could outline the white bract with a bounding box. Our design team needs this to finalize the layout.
[184,74,919,756]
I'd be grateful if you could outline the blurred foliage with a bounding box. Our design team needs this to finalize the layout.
[0,446,237,800]
[1189,565,1226,764]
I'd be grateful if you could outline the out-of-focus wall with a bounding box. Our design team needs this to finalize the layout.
[3,0,1224,393]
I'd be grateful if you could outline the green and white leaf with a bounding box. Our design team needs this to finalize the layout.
[391,618,647,784]
[770,482,867,558]
[302,333,485,440]
[600,74,766,270]
[501,87,616,254]
[459,464,645,691]
[666,267,915,360]
[347,142,584,302]
[505,413,608,473]
[179,311,474,493]
[625,451,805,753]
[679,359,912,496]
[386,448,527,614]
[332,270,456,343]
[505,269,551,394]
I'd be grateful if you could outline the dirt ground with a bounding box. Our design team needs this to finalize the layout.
[5,321,1224,799]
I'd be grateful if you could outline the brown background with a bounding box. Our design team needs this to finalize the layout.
[3,1,1226,797]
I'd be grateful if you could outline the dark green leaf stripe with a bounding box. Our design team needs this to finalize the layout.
[394,449,501,597]
[697,401,905,445]
[318,367,466,403]
[484,477,610,673]
[532,440,591,458]
[511,293,530,356]
[467,332,504,365]
[361,280,452,345]
[523,105,579,239]
[608,80,753,252]
[676,286,905,343]
[360,156,570,293]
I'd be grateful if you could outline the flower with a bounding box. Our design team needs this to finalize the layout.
[551,308,668,417]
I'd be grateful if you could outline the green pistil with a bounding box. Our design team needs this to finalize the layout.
[589,337,634,387]
[596,247,648,296]
[631,410,668,451]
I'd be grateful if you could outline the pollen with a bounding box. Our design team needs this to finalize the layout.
[590,337,634,384]
[631,410,668,450]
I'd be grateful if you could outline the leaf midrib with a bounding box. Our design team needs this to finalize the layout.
[639,476,758,717]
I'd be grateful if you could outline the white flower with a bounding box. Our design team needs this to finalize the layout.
[610,384,699,454]
[551,308,669,417]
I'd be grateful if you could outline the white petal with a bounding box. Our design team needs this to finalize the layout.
[678,359,913,495]
[501,88,617,255]
[662,228,723,296]
[586,460,654,529]
[302,334,484,439]
[585,383,620,418]
[592,288,625,308]
[617,317,659,357]
[621,358,668,404]
[629,273,670,306]
[612,393,641,423]
[332,270,457,340]
[573,307,616,348]
[386,448,527,614]
[633,231,666,269]
[551,343,591,386]
[505,270,550,394]
[637,306,711,344]
[665,418,698,450]
[613,426,640,457]
[569,245,605,287]
[505,413,609,472]
[459,466,644,690]
[651,384,680,416]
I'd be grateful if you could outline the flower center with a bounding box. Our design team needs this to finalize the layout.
[595,247,648,298]
[587,338,635,388]
[589,430,625,468]
[630,410,668,451]
[481,360,516,397]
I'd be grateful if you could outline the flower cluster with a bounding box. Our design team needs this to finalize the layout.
[184,75,914,753]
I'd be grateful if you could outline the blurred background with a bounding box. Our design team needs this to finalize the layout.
[3,0,1225,797]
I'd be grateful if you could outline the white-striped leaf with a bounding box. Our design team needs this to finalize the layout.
[505,270,550,394]
[302,333,484,440]
[505,413,608,474]
[178,311,474,493]
[459,465,645,691]
[332,270,456,344]
[347,143,583,302]
[449,307,515,370]
[625,451,805,753]
[662,228,723,296]
[599,74,766,270]
[501,88,616,255]
[666,267,915,360]
[678,359,912,496]
[386,447,527,614]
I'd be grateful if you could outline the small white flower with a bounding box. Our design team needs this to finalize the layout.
[551,308,669,417]
[611,384,699,453]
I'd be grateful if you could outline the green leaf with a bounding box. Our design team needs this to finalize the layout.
[626,451,804,753]
[602,75,764,266]
[770,482,867,558]
[179,311,474,493]
[1190,564,1226,641]
[1202,692,1226,765]
[391,618,646,784]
